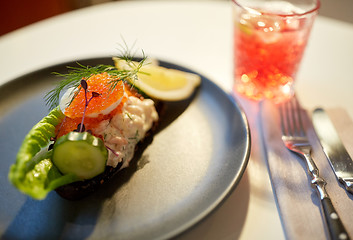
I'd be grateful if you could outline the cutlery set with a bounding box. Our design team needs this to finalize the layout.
[278,97,351,240]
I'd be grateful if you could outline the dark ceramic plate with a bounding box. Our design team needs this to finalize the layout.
[0,58,250,240]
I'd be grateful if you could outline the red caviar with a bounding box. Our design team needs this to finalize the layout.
[64,72,125,118]
[56,72,140,138]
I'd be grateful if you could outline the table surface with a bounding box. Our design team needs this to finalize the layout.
[1,1,352,239]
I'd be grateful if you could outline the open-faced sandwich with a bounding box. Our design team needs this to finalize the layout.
[8,55,201,200]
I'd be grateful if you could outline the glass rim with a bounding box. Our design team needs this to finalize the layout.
[232,0,321,17]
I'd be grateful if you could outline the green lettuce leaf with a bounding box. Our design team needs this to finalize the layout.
[8,107,79,200]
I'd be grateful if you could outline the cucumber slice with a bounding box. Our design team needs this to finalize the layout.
[52,132,108,180]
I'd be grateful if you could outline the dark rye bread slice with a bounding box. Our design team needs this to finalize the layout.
[55,100,165,200]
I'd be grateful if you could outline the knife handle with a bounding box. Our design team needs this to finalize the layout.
[321,197,350,240]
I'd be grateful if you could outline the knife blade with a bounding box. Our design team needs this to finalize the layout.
[312,108,353,194]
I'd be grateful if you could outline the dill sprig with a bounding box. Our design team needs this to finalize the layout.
[109,53,148,92]
[45,54,147,111]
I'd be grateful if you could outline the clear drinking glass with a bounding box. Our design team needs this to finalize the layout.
[232,0,320,102]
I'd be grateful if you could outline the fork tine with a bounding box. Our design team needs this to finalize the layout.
[288,97,297,136]
[290,96,305,137]
[279,98,294,137]
[295,98,306,137]
[279,103,287,136]
[286,99,294,136]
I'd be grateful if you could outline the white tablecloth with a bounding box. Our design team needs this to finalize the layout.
[1,1,352,239]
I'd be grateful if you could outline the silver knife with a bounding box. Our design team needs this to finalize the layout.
[312,108,353,194]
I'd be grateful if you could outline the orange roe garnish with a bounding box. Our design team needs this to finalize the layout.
[56,73,141,139]
[64,72,125,118]
[56,103,125,139]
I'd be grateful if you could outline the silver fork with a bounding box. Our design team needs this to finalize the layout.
[279,96,349,240]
